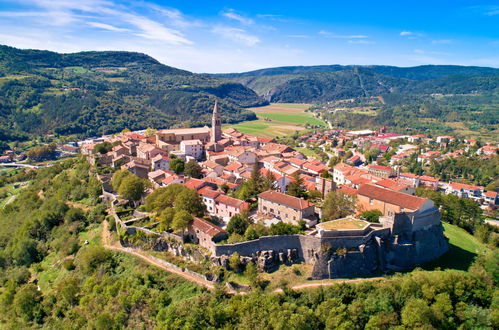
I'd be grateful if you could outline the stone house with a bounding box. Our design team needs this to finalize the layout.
[137,143,157,160]
[258,190,316,226]
[446,182,484,199]
[484,191,498,205]
[121,161,150,179]
[397,172,419,188]
[198,186,221,214]
[367,164,395,178]
[180,140,204,160]
[187,217,228,252]
[151,154,171,171]
[225,147,257,164]
[214,194,250,223]
[357,184,433,217]
[418,175,439,190]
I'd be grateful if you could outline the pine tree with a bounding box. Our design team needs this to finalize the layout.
[287,171,305,198]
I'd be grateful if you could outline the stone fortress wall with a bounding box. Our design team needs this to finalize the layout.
[212,212,448,279]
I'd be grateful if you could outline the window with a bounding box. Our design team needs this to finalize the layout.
[369,199,374,205]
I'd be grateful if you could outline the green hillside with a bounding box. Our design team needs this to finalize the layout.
[0,45,265,141]
[214,64,499,80]
[214,64,499,103]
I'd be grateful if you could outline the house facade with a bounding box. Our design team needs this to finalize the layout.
[258,190,316,226]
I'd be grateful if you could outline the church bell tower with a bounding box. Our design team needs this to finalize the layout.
[211,101,222,142]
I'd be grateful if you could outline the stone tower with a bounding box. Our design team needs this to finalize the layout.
[211,100,222,142]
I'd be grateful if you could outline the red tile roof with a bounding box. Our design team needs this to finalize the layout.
[358,184,427,211]
[215,194,249,210]
[338,186,358,196]
[367,164,393,172]
[258,190,314,210]
[190,217,226,238]
[419,175,438,183]
[375,179,408,191]
[484,191,498,198]
[184,178,206,190]
[400,172,418,179]
[198,186,221,199]
[449,182,483,191]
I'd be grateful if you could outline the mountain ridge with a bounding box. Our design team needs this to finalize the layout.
[212,64,499,102]
[0,45,264,141]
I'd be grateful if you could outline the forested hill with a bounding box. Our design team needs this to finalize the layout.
[214,64,499,79]
[213,64,499,102]
[0,45,264,141]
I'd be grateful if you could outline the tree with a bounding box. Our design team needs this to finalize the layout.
[401,298,433,328]
[361,210,383,223]
[158,207,175,231]
[287,171,305,198]
[322,191,356,221]
[144,127,156,137]
[184,160,202,179]
[93,142,112,154]
[228,252,243,273]
[244,262,259,288]
[261,170,276,191]
[307,189,323,202]
[174,189,206,216]
[250,162,262,193]
[227,211,252,235]
[329,156,341,168]
[145,184,186,213]
[26,143,57,161]
[13,284,43,322]
[170,158,185,174]
[117,175,146,204]
[235,181,254,201]
[111,169,131,191]
[172,210,192,235]
[220,183,230,194]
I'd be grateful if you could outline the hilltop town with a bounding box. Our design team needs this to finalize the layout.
[47,101,495,280]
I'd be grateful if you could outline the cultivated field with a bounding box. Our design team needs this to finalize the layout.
[224,103,325,138]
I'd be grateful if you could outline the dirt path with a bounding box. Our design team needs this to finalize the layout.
[3,194,17,207]
[101,221,215,290]
[287,276,384,291]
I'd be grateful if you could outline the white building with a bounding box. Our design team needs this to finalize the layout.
[180,140,204,160]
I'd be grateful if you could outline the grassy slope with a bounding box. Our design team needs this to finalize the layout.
[424,222,489,271]
[224,103,325,138]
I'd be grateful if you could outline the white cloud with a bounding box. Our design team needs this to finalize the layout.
[400,31,423,38]
[7,0,193,45]
[348,40,375,44]
[123,14,192,45]
[212,26,260,46]
[87,21,129,32]
[287,34,309,38]
[221,10,253,25]
[432,39,453,44]
[319,30,368,38]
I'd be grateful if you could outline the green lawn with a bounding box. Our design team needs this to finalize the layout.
[296,147,321,159]
[423,222,489,271]
[224,103,326,138]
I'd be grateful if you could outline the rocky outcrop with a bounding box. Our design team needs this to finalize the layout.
[211,248,300,272]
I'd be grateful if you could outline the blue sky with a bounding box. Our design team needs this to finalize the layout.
[0,0,498,72]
